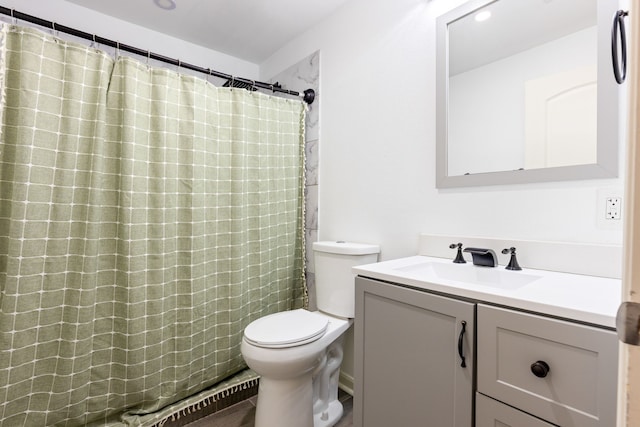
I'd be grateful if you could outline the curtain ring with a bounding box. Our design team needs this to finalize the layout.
[115,41,120,58]
[10,9,16,25]
[230,76,234,90]
[147,50,151,66]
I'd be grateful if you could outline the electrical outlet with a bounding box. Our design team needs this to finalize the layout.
[597,189,623,229]
[605,197,622,220]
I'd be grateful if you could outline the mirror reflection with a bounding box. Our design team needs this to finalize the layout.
[447,0,597,176]
[436,0,620,188]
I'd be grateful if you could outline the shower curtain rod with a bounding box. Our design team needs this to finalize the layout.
[0,6,316,104]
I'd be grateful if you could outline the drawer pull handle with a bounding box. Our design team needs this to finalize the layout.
[530,361,550,378]
[458,320,467,368]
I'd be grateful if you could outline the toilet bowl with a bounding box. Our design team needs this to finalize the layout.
[241,241,379,427]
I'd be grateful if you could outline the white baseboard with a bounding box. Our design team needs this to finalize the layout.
[338,371,354,396]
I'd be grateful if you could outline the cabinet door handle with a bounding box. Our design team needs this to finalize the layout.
[458,320,467,368]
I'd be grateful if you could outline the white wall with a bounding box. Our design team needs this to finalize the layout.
[0,0,259,79]
[261,0,625,262]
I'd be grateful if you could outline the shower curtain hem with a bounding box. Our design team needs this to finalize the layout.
[139,369,260,427]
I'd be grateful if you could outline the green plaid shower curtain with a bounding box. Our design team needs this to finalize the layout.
[0,25,306,426]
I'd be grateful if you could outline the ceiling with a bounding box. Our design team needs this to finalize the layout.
[65,0,351,63]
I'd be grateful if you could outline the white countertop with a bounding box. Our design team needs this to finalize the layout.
[353,255,622,328]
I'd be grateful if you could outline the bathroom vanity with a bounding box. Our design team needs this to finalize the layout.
[352,256,620,427]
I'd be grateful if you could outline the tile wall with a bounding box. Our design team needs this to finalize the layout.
[267,51,320,309]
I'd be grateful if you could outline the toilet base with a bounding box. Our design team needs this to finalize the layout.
[254,375,314,427]
[313,399,344,427]
[254,376,345,427]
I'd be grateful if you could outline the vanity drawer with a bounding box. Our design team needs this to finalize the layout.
[476,393,555,427]
[477,304,618,427]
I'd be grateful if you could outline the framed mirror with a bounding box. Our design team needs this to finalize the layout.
[436,0,620,188]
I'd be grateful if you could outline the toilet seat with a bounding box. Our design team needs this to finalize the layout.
[244,309,329,348]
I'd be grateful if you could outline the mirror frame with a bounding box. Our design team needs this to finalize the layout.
[436,0,620,188]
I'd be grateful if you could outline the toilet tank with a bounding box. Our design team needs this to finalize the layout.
[313,241,380,318]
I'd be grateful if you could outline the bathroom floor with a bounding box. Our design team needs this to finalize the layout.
[185,389,354,427]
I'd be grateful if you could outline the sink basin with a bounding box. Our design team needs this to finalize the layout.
[394,261,540,290]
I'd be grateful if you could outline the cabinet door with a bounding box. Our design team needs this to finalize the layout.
[353,277,475,427]
[476,393,555,427]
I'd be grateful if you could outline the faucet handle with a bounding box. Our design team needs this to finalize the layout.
[501,247,522,271]
[449,243,466,264]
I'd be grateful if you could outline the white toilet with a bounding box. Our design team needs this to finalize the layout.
[241,241,379,427]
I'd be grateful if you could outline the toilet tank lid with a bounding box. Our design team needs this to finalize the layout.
[313,241,380,255]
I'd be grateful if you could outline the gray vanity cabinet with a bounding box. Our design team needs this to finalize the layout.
[353,277,475,427]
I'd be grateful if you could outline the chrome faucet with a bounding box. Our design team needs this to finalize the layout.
[463,247,497,267]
